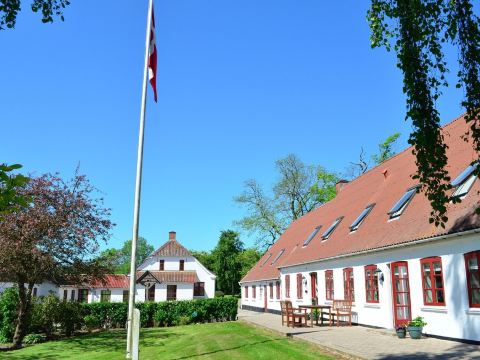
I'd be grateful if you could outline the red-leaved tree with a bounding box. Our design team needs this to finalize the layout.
[0,172,113,347]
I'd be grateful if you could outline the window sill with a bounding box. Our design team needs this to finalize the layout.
[364,303,381,309]
[465,309,480,315]
[421,307,447,314]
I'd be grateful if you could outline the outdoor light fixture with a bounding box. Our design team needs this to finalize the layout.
[374,268,384,283]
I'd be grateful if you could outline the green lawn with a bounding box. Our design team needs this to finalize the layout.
[0,322,333,360]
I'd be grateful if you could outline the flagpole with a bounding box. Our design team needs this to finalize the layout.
[126,0,154,357]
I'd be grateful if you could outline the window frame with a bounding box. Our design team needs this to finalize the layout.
[388,186,418,219]
[285,275,290,298]
[244,286,248,298]
[269,283,273,299]
[303,226,322,247]
[451,166,477,199]
[296,273,303,299]
[179,259,185,271]
[325,270,334,301]
[322,217,344,240]
[343,267,355,301]
[261,253,273,267]
[276,281,280,299]
[271,249,285,265]
[63,289,68,301]
[253,285,256,299]
[78,289,89,303]
[70,289,76,302]
[159,259,165,271]
[123,290,129,303]
[464,251,480,308]
[420,257,446,306]
[100,289,111,303]
[364,265,379,303]
[167,285,177,301]
[350,204,375,231]
[194,282,205,297]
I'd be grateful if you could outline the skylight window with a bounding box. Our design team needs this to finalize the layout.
[451,163,478,199]
[388,186,418,219]
[350,204,375,231]
[303,226,322,247]
[322,217,343,240]
[271,249,285,265]
[261,253,272,267]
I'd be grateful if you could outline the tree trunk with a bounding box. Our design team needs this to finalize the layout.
[11,281,33,349]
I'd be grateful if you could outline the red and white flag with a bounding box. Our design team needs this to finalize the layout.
[148,5,158,102]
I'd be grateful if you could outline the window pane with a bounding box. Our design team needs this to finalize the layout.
[470,273,480,288]
[436,290,444,304]
[435,276,443,289]
[425,289,433,303]
[424,275,432,289]
[433,262,442,274]
[468,257,479,271]
[396,307,410,320]
[472,289,480,305]
[374,291,379,301]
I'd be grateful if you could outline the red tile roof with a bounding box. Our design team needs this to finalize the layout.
[153,239,192,257]
[89,275,129,288]
[137,271,199,283]
[241,115,480,283]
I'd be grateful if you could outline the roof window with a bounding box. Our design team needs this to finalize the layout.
[271,249,285,265]
[303,226,322,247]
[388,186,418,219]
[322,217,344,240]
[451,163,478,199]
[260,253,272,267]
[350,204,375,231]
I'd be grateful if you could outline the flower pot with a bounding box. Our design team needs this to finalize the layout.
[396,329,406,338]
[407,326,423,339]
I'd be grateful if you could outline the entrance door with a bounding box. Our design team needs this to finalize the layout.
[391,261,412,327]
[264,285,268,312]
[310,273,317,304]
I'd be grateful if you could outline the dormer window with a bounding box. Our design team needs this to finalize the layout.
[350,204,375,231]
[271,249,285,265]
[303,226,322,247]
[179,259,185,271]
[451,163,478,199]
[322,217,344,240]
[388,186,418,219]
[261,253,272,267]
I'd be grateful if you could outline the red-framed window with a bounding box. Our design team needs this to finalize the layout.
[244,286,248,298]
[269,283,273,299]
[325,270,334,300]
[159,260,164,271]
[420,257,445,306]
[465,251,480,308]
[296,273,303,299]
[364,265,379,303]
[343,267,355,301]
[276,281,280,299]
[252,285,256,299]
[285,275,290,298]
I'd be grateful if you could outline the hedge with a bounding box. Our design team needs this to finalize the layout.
[81,297,238,329]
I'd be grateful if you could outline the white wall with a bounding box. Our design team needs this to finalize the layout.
[0,281,58,297]
[241,233,480,342]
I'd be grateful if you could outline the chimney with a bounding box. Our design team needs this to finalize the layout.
[335,179,349,194]
[169,231,176,241]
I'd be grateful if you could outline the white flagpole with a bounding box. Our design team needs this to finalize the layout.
[126,0,154,358]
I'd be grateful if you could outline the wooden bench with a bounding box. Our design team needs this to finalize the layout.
[329,300,352,326]
[280,300,308,328]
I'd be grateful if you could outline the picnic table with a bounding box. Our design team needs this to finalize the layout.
[298,304,331,327]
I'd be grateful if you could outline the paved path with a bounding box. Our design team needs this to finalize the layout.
[238,309,480,360]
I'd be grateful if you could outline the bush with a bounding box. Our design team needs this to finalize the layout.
[214,291,224,297]
[0,288,19,343]
[83,315,101,331]
[23,333,46,344]
[176,315,191,326]
[30,294,60,337]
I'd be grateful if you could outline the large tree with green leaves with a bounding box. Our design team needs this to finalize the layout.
[211,230,243,295]
[368,0,480,227]
[0,163,29,217]
[235,154,338,251]
[0,0,71,29]
[98,237,154,274]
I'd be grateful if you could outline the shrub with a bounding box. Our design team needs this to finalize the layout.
[214,291,224,297]
[23,333,46,344]
[30,294,60,337]
[176,315,191,326]
[83,315,101,331]
[0,288,19,343]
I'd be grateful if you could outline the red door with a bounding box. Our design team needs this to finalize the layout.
[391,261,412,327]
[264,285,268,312]
[310,273,317,304]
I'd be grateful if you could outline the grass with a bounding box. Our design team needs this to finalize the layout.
[0,321,333,360]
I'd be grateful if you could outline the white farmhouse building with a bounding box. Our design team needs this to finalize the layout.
[240,115,480,344]
[1,231,216,304]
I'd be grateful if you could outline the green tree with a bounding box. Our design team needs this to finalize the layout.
[372,132,401,165]
[368,0,480,226]
[212,230,243,295]
[0,163,29,217]
[0,0,71,29]
[98,237,154,274]
[235,154,338,251]
[239,248,262,279]
[190,250,215,272]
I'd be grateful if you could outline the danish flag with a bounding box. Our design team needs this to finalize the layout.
[148,5,158,102]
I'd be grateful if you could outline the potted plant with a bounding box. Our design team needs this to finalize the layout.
[407,316,427,339]
[395,324,407,338]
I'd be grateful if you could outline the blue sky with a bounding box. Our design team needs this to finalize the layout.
[2,0,464,252]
